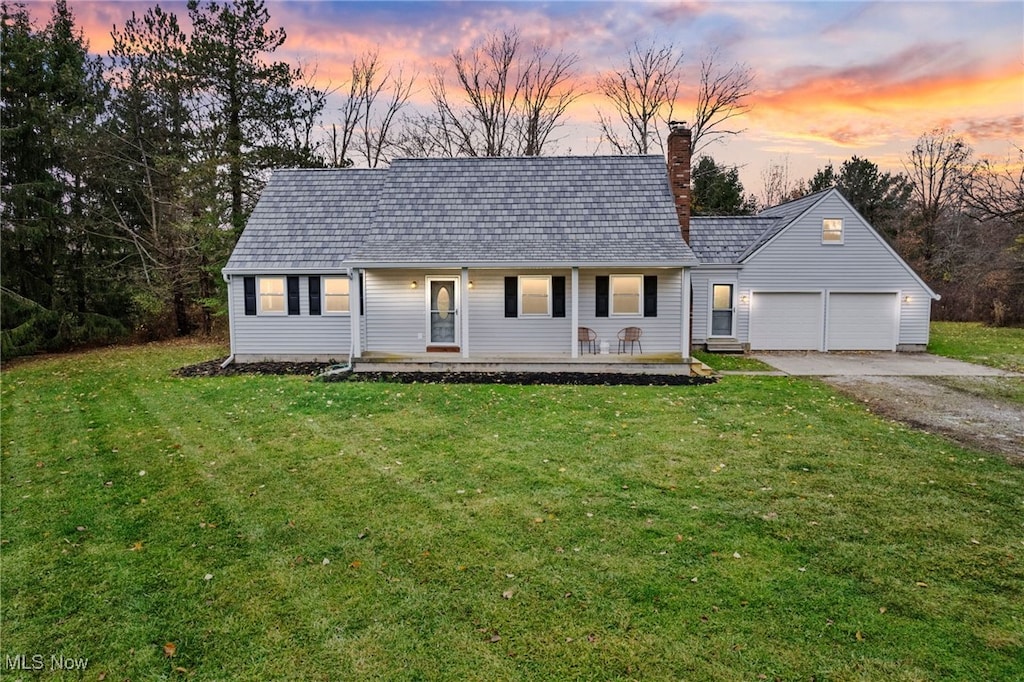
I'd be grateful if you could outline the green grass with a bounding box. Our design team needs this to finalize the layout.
[929,321,1024,373]
[2,342,1023,680]
[692,350,774,372]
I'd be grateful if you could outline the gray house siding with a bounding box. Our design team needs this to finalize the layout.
[229,275,351,362]
[690,266,741,346]
[577,268,685,354]
[358,268,686,356]
[731,194,932,349]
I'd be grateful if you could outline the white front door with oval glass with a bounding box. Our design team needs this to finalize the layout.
[427,277,459,348]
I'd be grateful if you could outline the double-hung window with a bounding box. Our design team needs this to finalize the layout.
[610,275,643,316]
[822,218,844,244]
[258,277,286,314]
[519,276,551,316]
[323,277,350,314]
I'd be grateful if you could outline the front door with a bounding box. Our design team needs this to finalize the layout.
[427,278,458,347]
[711,284,735,337]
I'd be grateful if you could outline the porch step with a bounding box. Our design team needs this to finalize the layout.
[689,359,716,377]
[705,338,746,354]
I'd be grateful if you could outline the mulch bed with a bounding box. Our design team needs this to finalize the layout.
[173,358,335,378]
[174,359,716,386]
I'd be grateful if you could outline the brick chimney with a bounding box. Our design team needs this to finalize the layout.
[667,121,692,244]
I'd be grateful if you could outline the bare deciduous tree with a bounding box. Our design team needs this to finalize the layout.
[690,48,754,155]
[760,156,795,208]
[596,42,682,155]
[596,43,753,156]
[965,146,1024,225]
[398,28,580,158]
[332,50,414,167]
[903,128,974,265]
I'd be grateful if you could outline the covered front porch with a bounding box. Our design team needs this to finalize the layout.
[353,351,714,378]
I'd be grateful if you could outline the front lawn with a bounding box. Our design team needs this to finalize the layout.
[2,343,1022,680]
[929,321,1024,372]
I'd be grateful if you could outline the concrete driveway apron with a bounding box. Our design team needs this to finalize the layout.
[751,352,1017,377]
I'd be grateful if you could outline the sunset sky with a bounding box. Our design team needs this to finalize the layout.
[48,1,1024,193]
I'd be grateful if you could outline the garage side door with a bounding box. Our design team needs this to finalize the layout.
[827,293,898,351]
[750,292,822,350]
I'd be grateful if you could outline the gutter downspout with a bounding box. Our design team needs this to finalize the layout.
[222,271,236,368]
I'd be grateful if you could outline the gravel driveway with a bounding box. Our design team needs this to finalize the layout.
[752,353,1023,462]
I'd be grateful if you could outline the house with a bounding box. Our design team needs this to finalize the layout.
[222,123,936,368]
[222,146,700,367]
[687,189,938,353]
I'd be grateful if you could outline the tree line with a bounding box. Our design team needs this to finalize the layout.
[2,0,1020,359]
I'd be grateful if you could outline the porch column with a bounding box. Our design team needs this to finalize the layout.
[460,267,470,358]
[571,267,580,358]
[351,268,362,358]
[681,267,691,358]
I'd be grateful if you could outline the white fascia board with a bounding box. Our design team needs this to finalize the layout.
[345,260,698,270]
[222,266,354,274]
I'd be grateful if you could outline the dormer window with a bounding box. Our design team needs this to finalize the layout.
[822,219,844,244]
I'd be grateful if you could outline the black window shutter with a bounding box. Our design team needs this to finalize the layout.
[243,277,257,315]
[287,276,300,315]
[643,275,658,317]
[552,276,566,318]
[504,277,518,318]
[595,276,609,317]
[308,276,321,315]
[359,273,365,316]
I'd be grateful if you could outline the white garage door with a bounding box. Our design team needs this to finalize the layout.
[827,293,898,351]
[750,292,823,350]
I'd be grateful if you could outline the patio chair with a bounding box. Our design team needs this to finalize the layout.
[617,326,643,354]
[578,326,598,354]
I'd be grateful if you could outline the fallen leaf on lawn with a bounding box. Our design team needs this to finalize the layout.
[586,633,597,643]
[204,573,213,581]
[98,673,107,680]
[162,642,176,657]
[915,581,928,588]
[174,667,188,673]
[879,607,887,614]
[733,552,742,559]
[502,589,514,600]
[76,526,87,532]
[138,470,146,476]
[855,630,864,642]
[129,541,143,552]
[533,517,544,523]
[691,577,698,583]
[489,635,501,643]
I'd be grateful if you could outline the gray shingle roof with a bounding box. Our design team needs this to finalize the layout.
[688,190,831,265]
[224,169,384,272]
[688,217,780,264]
[225,156,698,273]
[352,156,697,266]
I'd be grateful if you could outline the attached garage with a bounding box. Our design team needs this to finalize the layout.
[826,292,898,351]
[749,292,823,350]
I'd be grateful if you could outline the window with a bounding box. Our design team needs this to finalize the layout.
[822,218,844,243]
[258,277,286,314]
[519,276,551,316]
[711,284,734,336]
[610,275,643,316]
[324,277,350,314]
